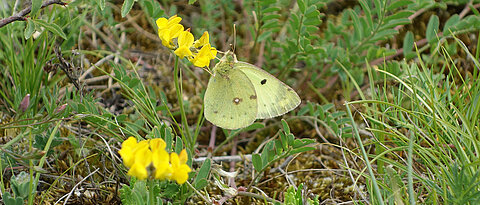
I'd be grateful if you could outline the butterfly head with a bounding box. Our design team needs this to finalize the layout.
[212,51,238,77]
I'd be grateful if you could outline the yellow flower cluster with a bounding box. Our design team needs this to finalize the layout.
[118,137,191,184]
[156,15,217,67]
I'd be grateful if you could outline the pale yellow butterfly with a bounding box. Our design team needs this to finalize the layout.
[204,51,301,129]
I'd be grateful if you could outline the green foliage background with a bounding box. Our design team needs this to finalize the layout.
[0,0,480,204]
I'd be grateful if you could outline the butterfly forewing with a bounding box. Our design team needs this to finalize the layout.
[204,68,258,129]
[235,62,301,119]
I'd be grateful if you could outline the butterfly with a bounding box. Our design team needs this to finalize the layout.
[204,51,301,129]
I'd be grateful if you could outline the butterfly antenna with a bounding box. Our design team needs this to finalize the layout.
[233,24,236,54]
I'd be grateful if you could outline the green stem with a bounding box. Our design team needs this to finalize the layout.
[148,179,155,205]
[173,56,192,151]
[29,121,62,205]
[0,149,3,194]
[278,12,303,80]
[345,102,384,204]
[28,129,34,205]
[186,181,211,203]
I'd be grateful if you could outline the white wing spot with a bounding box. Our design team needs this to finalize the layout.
[233,97,243,105]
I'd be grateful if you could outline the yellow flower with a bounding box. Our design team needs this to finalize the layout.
[119,137,192,184]
[127,145,152,180]
[174,30,194,59]
[156,15,184,49]
[191,44,217,68]
[169,149,191,184]
[153,148,172,180]
[149,138,166,152]
[156,15,182,30]
[194,31,210,48]
[118,137,138,168]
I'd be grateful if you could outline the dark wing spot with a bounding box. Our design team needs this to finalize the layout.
[261,79,267,85]
[213,110,218,114]
[233,97,243,105]
[264,104,267,107]
[250,95,257,100]
[230,117,233,119]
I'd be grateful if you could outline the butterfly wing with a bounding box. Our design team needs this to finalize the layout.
[204,69,258,129]
[235,62,301,119]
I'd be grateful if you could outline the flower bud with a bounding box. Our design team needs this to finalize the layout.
[55,103,68,114]
[19,94,30,112]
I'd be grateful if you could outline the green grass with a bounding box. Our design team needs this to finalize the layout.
[0,0,479,204]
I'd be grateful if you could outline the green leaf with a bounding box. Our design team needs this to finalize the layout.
[243,123,265,132]
[443,14,459,34]
[252,154,262,172]
[296,184,304,202]
[2,192,24,205]
[260,142,271,165]
[99,0,105,10]
[297,0,306,14]
[262,14,281,22]
[31,0,42,17]
[403,31,414,56]
[33,19,67,40]
[290,13,300,29]
[11,171,31,199]
[121,0,135,17]
[349,10,363,40]
[174,136,183,154]
[373,0,382,17]
[24,19,36,39]
[371,28,398,41]
[188,0,197,4]
[266,142,276,162]
[194,158,211,189]
[194,179,207,190]
[130,180,147,205]
[328,118,339,134]
[262,7,280,13]
[303,17,321,26]
[386,0,414,10]
[163,126,173,152]
[261,20,279,29]
[384,10,414,23]
[143,0,153,16]
[426,15,439,43]
[358,0,372,29]
[281,119,290,134]
[260,0,275,6]
[381,18,411,30]
[280,132,288,150]
[257,31,273,42]
[274,140,284,154]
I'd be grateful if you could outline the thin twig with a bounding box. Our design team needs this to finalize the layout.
[229,135,238,188]
[55,168,100,205]
[0,0,67,28]
[239,189,282,204]
[193,154,252,163]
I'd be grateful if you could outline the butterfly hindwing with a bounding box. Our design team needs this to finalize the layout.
[204,68,258,129]
[235,62,301,119]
